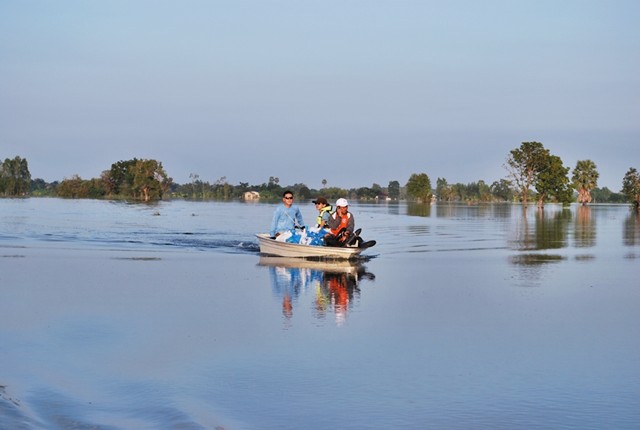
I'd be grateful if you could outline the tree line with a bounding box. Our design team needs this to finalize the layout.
[405,141,638,208]
[2,143,640,208]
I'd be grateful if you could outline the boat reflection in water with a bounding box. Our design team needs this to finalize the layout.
[258,256,375,326]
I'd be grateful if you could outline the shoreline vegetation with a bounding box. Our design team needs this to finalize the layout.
[2,142,640,207]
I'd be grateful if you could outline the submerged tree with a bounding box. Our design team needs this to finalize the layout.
[535,154,573,207]
[56,175,88,198]
[103,158,172,201]
[622,167,640,210]
[504,142,549,206]
[189,173,202,199]
[505,141,572,207]
[0,156,31,196]
[107,159,138,196]
[435,177,452,201]
[572,160,599,205]
[490,179,514,202]
[387,180,400,200]
[406,173,432,203]
[131,159,172,202]
[591,187,625,203]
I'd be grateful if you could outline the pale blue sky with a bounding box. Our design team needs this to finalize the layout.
[1,0,638,190]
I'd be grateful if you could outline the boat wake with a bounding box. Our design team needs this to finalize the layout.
[21,230,262,255]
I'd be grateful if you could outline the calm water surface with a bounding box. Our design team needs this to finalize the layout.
[1,198,639,429]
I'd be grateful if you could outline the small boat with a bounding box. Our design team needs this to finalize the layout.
[255,233,368,259]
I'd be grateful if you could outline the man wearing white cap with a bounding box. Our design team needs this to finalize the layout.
[325,198,376,248]
[325,198,355,247]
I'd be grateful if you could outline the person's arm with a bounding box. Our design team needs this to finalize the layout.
[319,211,330,228]
[295,207,305,228]
[346,213,355,233]
[269,207,281,237]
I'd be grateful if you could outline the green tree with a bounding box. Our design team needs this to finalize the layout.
[504,142,549,206]
[57,175,90,198]
[435,177,450,201]
[477,180,492,202]
[318,187,349,201]
[30,178,51,196]
[238,182,250,193]
[355,186,377,200]
[406,173,432,203]
[452,183,467,201]
[100,170,116,196]
[87,177,107,198]
[572,160,599,205]
[213,176,231,200]
[591,187,625,203]
[108,159,139,196]
[371,183,383,198]
[297,184,310,200]
[105,158,171,201]
[490,179,514,201]
[189,173,202,199]
[0,156,31,196]
[622,167,640,209]
[535,154,573,207]
[387,180,400,200]
[131,159,172,201]
[56,175,106,199]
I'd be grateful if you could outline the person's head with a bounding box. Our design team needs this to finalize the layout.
[335,198,349,213]
[313,196,328,209]
[282,190,294,207]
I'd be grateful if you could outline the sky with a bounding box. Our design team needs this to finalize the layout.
[1,0,639,191]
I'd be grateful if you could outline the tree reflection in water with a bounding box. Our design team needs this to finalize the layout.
[509,207,572,287]
[575,205,596,248]
[623,209,640,247]
[258,257,375,326]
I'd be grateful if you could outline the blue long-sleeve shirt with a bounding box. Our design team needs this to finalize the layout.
[270,204,305,237]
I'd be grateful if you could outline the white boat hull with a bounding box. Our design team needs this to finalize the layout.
[255,233,364,259]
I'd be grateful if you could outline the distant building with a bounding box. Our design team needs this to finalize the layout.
[375,194,392,201]
[244,191,260,201]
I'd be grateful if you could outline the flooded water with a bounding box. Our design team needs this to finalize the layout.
[1,198,639,429]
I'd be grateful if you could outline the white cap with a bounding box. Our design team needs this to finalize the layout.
[336,198,349,207]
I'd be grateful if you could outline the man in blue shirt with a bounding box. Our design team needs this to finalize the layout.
[270,190,305,239]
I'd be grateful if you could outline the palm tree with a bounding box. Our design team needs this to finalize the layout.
[572,160,599,205]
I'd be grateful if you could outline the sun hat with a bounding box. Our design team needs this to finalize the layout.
[336,198,349,207]
[312,197,328,205]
